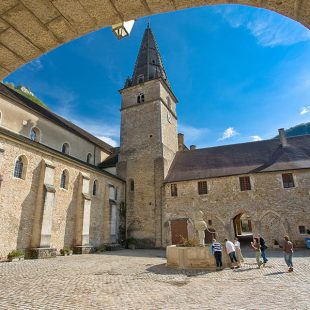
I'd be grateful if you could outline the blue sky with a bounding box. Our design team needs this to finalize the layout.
[4,4,310,148]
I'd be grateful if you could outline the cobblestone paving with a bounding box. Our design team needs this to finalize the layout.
[0,249,309,310]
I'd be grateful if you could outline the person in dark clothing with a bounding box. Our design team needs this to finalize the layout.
[258,234,268,263]
[211,238,223,271]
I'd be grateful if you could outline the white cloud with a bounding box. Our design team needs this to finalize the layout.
[300,106,310,115]
[28,58,44,72]
[218,127,238,141]
[73,119,120,147]
[96,135,118,147]
[178,124,209,141]
[250,135,262,141]
[216,6,310,47]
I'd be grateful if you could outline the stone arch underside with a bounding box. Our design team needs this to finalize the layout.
[0,0,310,79]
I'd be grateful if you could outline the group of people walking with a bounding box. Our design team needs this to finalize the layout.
[211,237,244,271]
[211,235,294,272]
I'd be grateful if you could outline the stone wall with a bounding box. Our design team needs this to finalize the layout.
[119,79,178,248]
[0,130,124,259]
[164,170,310,247]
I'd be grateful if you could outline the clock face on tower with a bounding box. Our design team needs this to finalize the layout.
[167,112,172,123]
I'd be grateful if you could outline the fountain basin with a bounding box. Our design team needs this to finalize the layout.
[166,245,232,270]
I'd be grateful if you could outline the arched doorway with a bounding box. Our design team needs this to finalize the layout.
[233,213,253,242]
[260,212,287,247]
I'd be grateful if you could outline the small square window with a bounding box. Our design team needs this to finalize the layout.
[299,226,306,234]
[282,173,295,188]
[239,176,251,191]
[171,184,177,197]
[208,220,212,226]
[198,181,208,195]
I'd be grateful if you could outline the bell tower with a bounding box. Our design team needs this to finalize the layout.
[118,25,178,248]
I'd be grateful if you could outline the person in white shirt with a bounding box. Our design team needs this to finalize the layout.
[234,237,244,262]
[225,238,239,268]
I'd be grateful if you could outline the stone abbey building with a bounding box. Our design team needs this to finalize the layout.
[0,25,309,258]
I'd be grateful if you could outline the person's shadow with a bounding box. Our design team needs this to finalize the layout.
[264,271,287,276]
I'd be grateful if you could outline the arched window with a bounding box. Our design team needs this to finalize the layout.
[30,127,40,142]
[61,143,70,155]
[93,180,98,196]
[87,153,92,164]
[14,156,27,179]
[60,170,69,189]
[130,179,134,192]
[137,93,145,104]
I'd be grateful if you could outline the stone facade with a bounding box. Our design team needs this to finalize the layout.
[1,22,310,260]
[0,128,124,259]
[116,25,310,249]
[163,170,310,247]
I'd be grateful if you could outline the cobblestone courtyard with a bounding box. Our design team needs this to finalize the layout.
[0,249,309,310]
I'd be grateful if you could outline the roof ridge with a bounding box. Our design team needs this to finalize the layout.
[0,83,113,153]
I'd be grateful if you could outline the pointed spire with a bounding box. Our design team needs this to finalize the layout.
[126,25,170,89]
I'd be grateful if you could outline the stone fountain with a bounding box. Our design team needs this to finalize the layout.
[166,211,231,270]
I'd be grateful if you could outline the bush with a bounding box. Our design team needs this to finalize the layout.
[96,244,106,252]
[179,236,200,247]
[60,246,71,255]
[8,249,24,259]
[126,237,137,248]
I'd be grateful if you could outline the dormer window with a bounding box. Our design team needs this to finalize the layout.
[62,143,70,155]
[137,74,144,84]
[87,153,92,164]
[137,93,145,104]
[30,127,40,142]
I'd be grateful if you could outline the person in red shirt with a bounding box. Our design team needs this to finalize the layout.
[283,235,294,272]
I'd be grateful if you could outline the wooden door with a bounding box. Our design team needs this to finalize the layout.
[171,219,188,245]
[205,228,216,244]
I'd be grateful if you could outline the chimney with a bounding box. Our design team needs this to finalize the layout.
[278,128,288,147]
[190,145,196,150]
[178,133,184,151]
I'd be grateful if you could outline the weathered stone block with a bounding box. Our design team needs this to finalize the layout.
[73,245,93,254]
[26,247,57,259]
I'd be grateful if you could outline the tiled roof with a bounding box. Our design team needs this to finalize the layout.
[165,135,310,183]
[0,83,113,154]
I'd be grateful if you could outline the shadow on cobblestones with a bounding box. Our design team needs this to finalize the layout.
[146,263,212,276]
[264,271,287,276]
[98,249,166,258]
[243,248,310,258]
